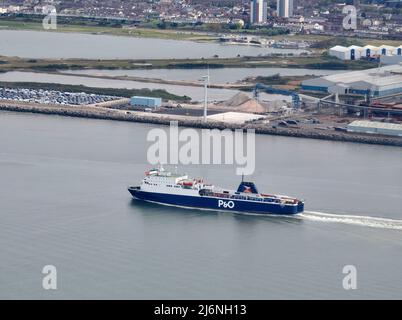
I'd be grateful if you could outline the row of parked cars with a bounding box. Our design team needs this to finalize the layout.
[0,88,117,106]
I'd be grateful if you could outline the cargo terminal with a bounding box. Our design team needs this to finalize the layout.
[1,71,401,145]
[301,64,402,97]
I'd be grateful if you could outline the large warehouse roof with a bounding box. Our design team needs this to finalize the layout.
[320,64,402,86]
[347,120,402,137]
[330,45,349,52]
[348,120,402,131]
[302,64,402,95]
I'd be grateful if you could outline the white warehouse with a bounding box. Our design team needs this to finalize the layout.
[329,44,402,61]
[347,120,402,137]
[329,46,350,60]
[329,45,362,60]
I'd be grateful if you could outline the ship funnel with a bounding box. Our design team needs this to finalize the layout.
[237,181,259,194]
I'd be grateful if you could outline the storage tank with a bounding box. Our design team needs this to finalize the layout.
[130,96,162,108]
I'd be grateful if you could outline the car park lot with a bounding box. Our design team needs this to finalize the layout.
[0,87,119,105]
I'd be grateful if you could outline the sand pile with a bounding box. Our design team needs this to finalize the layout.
[225,92,251,106]
[220,92,268,114]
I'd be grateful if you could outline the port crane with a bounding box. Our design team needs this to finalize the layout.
[253,83,301,110]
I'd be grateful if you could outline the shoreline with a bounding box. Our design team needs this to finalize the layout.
[0,55,375,72]
[1,102,402,147]
[0,20,217,42]
[1,17,402,47]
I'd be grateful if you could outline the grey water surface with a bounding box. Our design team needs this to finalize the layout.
[0,112,401,299]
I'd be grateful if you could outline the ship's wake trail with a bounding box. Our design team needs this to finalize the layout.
[299,211,402,231]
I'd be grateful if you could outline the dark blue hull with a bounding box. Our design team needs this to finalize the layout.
[128,187,304,215]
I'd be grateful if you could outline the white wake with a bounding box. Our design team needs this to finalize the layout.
[299,211,402,231]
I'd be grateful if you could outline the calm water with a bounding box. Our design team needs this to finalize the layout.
[0,67,336,102]
[0,71,238,101]
[0,30,307,59]
[65,67,341,83]
[0,112,402,299]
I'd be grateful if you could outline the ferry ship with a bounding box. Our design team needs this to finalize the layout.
[128,167,304,215]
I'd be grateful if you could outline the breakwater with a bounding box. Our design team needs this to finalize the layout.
[1,102,402,147]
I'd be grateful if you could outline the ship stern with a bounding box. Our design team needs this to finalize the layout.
[297,201,304,213]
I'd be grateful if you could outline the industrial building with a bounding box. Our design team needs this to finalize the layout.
[301,64,402,97]
[328,46,350,60]
[130,96,162,108]
[381,55,402,65]
[329,44,402,61]
[362,45,379,58]
[328,45,364,60]
[347,120,402,137]
[329,45,363,61]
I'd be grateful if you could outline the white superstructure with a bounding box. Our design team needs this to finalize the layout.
[140,167,211,196]
[137,166,298,204]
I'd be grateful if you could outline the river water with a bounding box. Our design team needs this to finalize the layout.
[0,71,239,102]
[0,30,308,59]
[0,66,339,102]
[64,67,341,83]
[0,111,401,299]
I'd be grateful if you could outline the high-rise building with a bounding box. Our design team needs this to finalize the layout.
[277,0,294,18]
[250,0,268,24]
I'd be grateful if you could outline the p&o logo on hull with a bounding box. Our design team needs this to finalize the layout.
[218,200,235,209]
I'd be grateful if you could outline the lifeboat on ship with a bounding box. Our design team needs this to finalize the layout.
[182,180,194,187]
[145,169,158,176]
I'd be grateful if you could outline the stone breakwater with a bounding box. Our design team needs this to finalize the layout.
[1,102,402,147]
